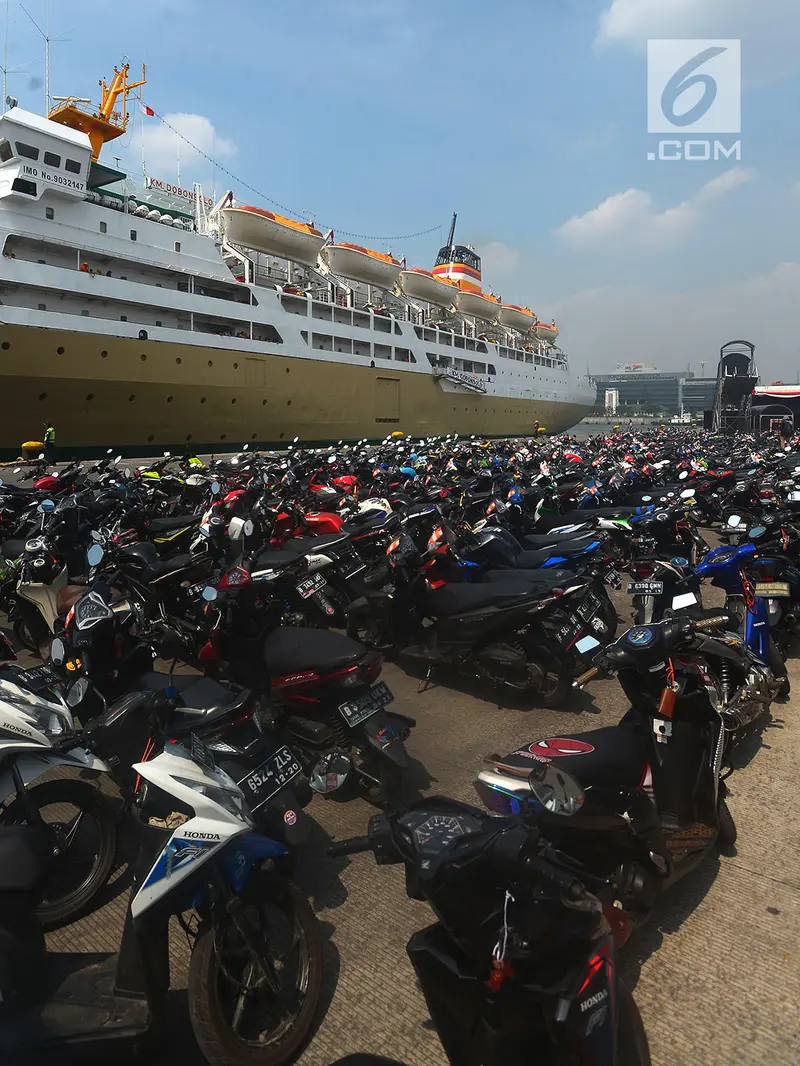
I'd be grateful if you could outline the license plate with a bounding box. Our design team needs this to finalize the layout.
[578,595,601,622]
[575,634,601,654]
[339,681,394,727]
[627,581,664,595]
[340,556,367,579]
[239,745,302,811]
[754,582,791,597]
[605,569,621,589]
[15,665,61,691]
[296,572,326,598]
[556,619,582,647]
[186,581,208,597]
[190,733,216,771]
[672,591,698,609]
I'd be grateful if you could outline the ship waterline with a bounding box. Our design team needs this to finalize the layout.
[0,324,587,457]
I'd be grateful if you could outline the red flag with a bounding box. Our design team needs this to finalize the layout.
[139,101,155,117]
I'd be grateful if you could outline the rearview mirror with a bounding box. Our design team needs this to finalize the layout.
[202,586,217,601]
[680,488,696,499]
[528,762,584,816]
[87,544,104,567]
[39,499,56,513]
[66,677,89,708]
[114,455,122,465]
[50,638,65,666]
[210,481,221,495]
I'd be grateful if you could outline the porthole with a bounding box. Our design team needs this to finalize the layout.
[231,398,237,405]
[200,397,207,404]
[128,394,136,402]
[140,353,147,361]
[86,393,94,401]
[147,435,154,443]
[262,399,267,406]
[56,346,64,355]
[207,360,213,367]
[186,434,193,442]
[251,433,257,439]
[38,392,47,401]
[285,367,290,374]
[233,362,239,369]
[167,396,174,403]
[176,357,182,364]
[279,432,285,439]
[1,342,9,350]
[101,349,108,358]
[220,434,227,441]
[287,400,292,406]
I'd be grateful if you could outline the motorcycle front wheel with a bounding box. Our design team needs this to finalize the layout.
[188,873,322,1066]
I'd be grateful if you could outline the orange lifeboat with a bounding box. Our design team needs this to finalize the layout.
[536,321,559,344]
[221,206,326,266]
[498,304,537,332]
[320,242,402,288]
[398,267,456,307]
[454,281,501,322]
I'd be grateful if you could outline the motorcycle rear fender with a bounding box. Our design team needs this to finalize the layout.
[0,749,111,799]
[360,708,411,768]
[559,933,620,1061]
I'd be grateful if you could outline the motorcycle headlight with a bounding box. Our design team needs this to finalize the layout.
[172,776,254,826]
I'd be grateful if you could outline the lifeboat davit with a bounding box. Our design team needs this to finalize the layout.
[398,267,456,307]
[454,284,501,322]
[321,243,401,288]
[498,304,537,332]
[222,206,326,267]
[536,321,559,344]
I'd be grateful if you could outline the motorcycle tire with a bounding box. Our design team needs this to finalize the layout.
[0,779,117,931]
[13,616,41,656]
[525,651,571,709]
[717,795,737,854]
[361,758,404,808]
[616,980,652,1066]
[188,873,322,1066]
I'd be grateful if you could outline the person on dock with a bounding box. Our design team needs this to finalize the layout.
[43,422,57,463]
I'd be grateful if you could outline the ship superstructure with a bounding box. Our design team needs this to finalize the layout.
[0,64,593,456]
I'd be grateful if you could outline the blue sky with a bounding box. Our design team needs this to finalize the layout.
[6,0,800,379]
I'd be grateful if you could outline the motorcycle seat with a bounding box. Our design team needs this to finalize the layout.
[426,582,531,616]
[253,548,305,569]
[519,534,599,557]
[264,626,364,675]
[515,543,598,568]
[0,825,53,892]
[140,553,195,583]
[499,725,647,790]
[534,508,640,531]
[137,671,243,713]
[522,531,593,548]
[146,513,200,534]
[481,569,577,589]
[283,533,351,553]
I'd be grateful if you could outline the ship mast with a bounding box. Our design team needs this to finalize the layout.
[446,211,457,251]
[49,61,147,162]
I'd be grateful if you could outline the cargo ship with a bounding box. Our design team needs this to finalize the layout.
[0,62,594,457]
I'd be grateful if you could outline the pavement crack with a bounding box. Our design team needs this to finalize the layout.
[726,860,800,891]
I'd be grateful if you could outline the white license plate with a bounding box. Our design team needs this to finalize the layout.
[627,581,664,595]
[339,681,394,727]
[296,572,326,598]
[754,582,791,597]
[672,591,698,609]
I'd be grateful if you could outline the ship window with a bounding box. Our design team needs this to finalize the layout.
[488,364,497,375]
[312,332,333,351]
[0,138,12,163]
[426,353,437,367]
[16,142,39,160]
[65,158,81,174]
[335,337,352,354]
[476,341,488,354]
[352,310,370,329]
[473,362,486,374]
[374,343,392,360]
[312,304,332,321]
[38,303,46,310]
[394,322,402,335]
[174,241,181,252]
[100,221,107,233]
[43,151,61,168]
[130,230,137,241]
[259,324,282,344]
[120,315,127,321]
[395,347,412,362]
[438,331,451,346]
[454,336,465,349]
[81,309,89,316]
[11,177,36,196]
[300,330,308,343]
[465,339,476,351]
[373,316,391,334]
[334,307,352,326]
[156,320,162,326]
[45,207,54,220]
[353,339,371,357]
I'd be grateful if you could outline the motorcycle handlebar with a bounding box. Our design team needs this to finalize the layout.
[327,835,372,858]
[693,614,732,631]
[522,855,585,900]
[573,665,602,687]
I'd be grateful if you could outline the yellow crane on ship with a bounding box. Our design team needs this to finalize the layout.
[48,61,147,161]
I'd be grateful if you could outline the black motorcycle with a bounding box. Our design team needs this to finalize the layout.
[328,780,651,1065]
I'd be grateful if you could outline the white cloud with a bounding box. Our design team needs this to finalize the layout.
[553,262,800,380]
[556,168,755,247]
[480,241,521,282]
[595,0,800,80]
[139,113,236,180]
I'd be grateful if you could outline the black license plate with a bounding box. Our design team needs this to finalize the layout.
[578,594,601,622]
[605,568,622,589]
[190,733,216,771]
[296,572,326,598]
[556,619,582,648]
[340,555,367,579]
[339,681,394,727]
[240,745,302,811]
[16,665,61,691]
[626,581,664,595]
[754,582,791,597]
